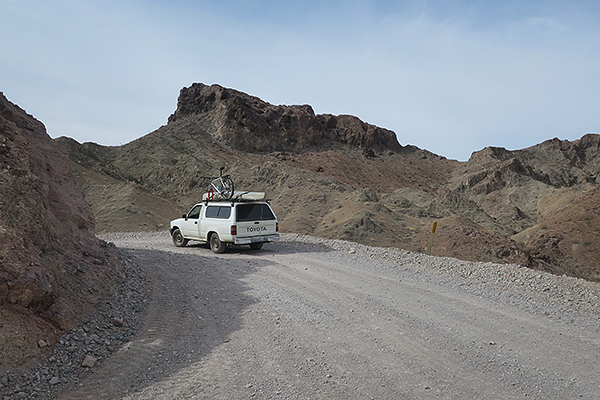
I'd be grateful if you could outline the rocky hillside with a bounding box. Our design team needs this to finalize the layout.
[56,83,600,282]
[0,93,121,371]
[167,83,403,153]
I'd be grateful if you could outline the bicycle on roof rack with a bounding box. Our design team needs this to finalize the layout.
[201,167,235,200]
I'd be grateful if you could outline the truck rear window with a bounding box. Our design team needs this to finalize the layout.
[236,204,275,222]
[205,206,231,219]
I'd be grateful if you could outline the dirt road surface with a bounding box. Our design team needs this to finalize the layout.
[56,233,600,399]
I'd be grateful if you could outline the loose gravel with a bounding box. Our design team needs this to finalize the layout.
[2,232,599,399]
[317,234,600,323]
[0,244,149,400]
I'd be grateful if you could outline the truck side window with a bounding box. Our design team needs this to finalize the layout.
[187,205,202,219]
[206,206,231,219]
[206,206,218,218]
[217,206,231,219]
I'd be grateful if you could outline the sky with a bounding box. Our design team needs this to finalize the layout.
[1,0,599,161]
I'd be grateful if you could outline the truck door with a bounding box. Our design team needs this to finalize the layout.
[181,204,202,239]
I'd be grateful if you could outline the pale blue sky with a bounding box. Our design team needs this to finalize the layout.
[1,0,599,160]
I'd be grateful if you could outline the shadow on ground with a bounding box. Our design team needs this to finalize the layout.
[55,247,275,400]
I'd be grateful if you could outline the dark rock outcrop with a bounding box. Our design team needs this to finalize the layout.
[460,134,600,191]
[167,83,403,153]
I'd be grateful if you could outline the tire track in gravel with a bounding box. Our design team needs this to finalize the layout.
[56,250,195,400]
[56,246,260,400]
[260,249,600,399]
[241,252,522,399]
[59,233,600,399]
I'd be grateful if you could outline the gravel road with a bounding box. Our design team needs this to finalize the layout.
[48,232,600,399]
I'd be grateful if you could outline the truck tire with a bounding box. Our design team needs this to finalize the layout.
[209,233,226,253]
[172,229,189,247]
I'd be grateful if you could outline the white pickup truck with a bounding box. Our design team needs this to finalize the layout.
[169,193,280,253]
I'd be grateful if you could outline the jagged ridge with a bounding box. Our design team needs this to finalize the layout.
[168,83,403,153]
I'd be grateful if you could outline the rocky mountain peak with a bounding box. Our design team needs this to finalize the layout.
[167,83,402,153]
[469,145,511,161]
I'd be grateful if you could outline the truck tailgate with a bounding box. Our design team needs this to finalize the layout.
[236,220,278,239]
[234,203,280,244]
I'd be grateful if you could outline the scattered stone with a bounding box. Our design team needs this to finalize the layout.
[37,340,47,348]
[111,317,124,327]
[0,247,148,400]
[81,355,97,368]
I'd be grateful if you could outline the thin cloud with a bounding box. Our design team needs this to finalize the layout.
[1,0,599,161]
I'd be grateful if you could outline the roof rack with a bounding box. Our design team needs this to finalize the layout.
[202,191,267,202]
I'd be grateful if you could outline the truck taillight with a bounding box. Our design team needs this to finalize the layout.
[276,222,279,232]
[231,225,237,236]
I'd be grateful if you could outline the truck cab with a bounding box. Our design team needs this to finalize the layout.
[169,195,279,253]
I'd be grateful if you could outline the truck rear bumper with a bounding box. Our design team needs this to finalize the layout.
[234,234,280,245]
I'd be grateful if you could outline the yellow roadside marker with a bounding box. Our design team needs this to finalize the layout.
[426,222,438,255]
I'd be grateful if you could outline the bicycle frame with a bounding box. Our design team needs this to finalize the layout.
[208,176,228,195]
[202,167,234,200]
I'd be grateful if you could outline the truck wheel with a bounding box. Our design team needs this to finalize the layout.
[250,243,263,250]
[172,229,188,247]
[209,233,226,254]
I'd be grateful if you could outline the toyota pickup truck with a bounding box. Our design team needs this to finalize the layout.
[169,194,280,253]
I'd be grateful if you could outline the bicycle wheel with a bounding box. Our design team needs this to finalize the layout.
[222,177,234,200]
